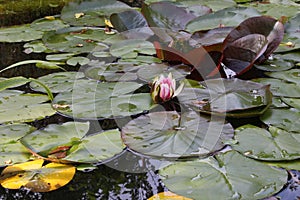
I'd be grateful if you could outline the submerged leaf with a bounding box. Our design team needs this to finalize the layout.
[0,159,75,192]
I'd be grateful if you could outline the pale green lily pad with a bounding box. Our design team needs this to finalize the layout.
[271,97,289,108]
[119,55,162,65]
[66,56,90,66]
[84,62,142,82]
[0,24,43,42]
[137,63,191,82]
[260,108,300,133]
[109,39,155,58]
[30,18,69,31]
[265,69,300,85]
[266,160,300,171]
[281,97,300,110]
[30,71,85,93]
[52,80,152,119]
[178,78,272,118]
[159,150,286,200]
[253,78,300,97]
[42,28,109,53]
[233,125,300,161]
[20,122,124,163]
[186,6,260,32]
[122,111,234,158]
[46,53,76,61]
[0,90,56,124]
[61,0,131,26]
[0,124,35,166]
[23,41,50,54]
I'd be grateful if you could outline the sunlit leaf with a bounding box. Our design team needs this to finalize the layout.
[0,90,56,124]
[30,18,69,31]
[0,24,43,42]
[66,56,90,66]
[159,150,286,200]
[122,111,234,158]
[0,77,29,91]
[0,124,35,166]
[148,191,192,200]
[233,125,300,161]
[178,78,272,117]
[0,159,75,192]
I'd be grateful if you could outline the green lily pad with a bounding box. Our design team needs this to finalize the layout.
[20,122,124,163]
[0,90,56,124]
[281,97,300,110]
[142,1,196,31]
[265,69,300,85]
[260,108,300,133]
[178,78,272,117]
[176,0,236,12]
[233,125,300,161]
[42,28,109,53]
[84,62,142,82]
[0,124,35,166]
[0,24,43,43]
[271,97,289,108]
[61,0,131,26]
[30,71,85,93]
[109,39,155,58]
[159,150,286,200]
[186,6,260,32]
[46,53,76,62]
[52,80,152,119]
[254,56,294,72]
[137,63,191,82]
[253,78,300,97]
[266,160,300,171]
[30,18,69,31]
[66,56,90,66]
[23,41,50,54]
[118,55,162,65]
[122,111,234,158]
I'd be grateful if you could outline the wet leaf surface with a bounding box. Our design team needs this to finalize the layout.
[159,150,287,200]
[122,111,234,158]
[0,24,43,42]
[233,124,300,161]
[178,78,272,117]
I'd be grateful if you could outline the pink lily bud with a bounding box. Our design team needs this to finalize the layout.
[151,73,184,103]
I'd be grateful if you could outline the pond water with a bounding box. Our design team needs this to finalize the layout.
[1,0,300,199]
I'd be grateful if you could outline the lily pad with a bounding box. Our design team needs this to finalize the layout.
[20,122,124,163]
[121,111,234,158]
[42,28,109,53]
[176,0,236,12]
[0,24,43,42]
[260,108,300,133]
[265,69,300,85]
[233,125,300,161]
[30,18,69,31]
[84,62,141,82]
[52,80,152,119]
[30,71,85,93]
[0,90,56,124]
[252,78,300,97]
[61,0,131,26]
[178,78,272,117]
[281,97,300,110]
[254,55,294,72]
[0,124,35,166]
[185,6,260,32]
[159,150,286,200]
[137,63,191,82]
[142,1,196,31]
[109,39,155,58]
[0,159,75,192]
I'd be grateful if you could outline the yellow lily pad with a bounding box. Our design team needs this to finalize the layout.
[148,191,193,200]
[0,159,75,192]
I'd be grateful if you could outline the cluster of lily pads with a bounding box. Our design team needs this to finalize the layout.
[0,0,300,199]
